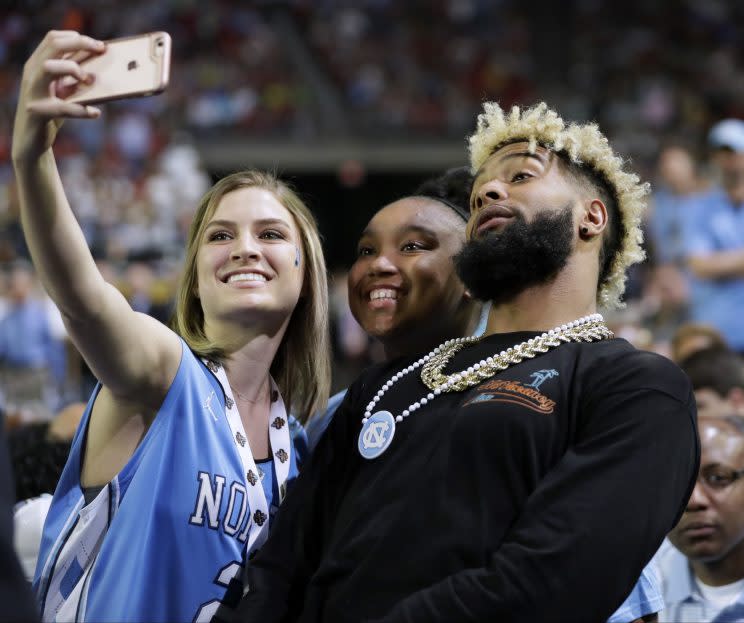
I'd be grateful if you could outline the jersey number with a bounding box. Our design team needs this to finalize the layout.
[192,561,243,623]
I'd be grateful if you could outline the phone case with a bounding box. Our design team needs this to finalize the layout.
[65,32,171,105]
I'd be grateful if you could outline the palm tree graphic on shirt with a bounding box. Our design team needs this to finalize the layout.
[527,369,559,390]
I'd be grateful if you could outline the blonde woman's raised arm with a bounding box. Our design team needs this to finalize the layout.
[11,31,180,405]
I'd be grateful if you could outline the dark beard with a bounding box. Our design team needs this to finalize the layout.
[454,205,575,305]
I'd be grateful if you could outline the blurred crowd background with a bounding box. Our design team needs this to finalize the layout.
[1,0,743,428]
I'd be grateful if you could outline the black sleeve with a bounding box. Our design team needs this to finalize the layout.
[0,414,40,622]
[237,384,360,623]
[371,353,699,623]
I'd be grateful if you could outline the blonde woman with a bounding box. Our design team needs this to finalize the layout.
[12,31,330,621]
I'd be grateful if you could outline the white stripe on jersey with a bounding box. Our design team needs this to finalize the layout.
[39,480,120,621]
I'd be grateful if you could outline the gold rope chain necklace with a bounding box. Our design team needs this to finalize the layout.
[357,314,613,460]
[421,315,614,392]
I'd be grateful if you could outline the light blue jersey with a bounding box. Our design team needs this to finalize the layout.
[34,339,305,622]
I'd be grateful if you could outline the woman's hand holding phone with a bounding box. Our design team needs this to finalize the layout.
[12,30,105,164]
[12,30,171,165]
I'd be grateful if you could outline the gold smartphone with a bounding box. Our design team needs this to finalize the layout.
[64,32,171,105]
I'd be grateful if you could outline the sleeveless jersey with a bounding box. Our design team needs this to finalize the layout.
[34,339,305,622]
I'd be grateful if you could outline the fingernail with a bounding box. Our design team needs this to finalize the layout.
[84,73,94,84]
[86,106,101,117]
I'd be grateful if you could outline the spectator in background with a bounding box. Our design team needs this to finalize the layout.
[672,324,728,364]
[0,261,66,422]
[680,348,744,419]
[327,267,372,393]
[13,492,52,582]
[649,144,706,267]
[143,141,212,259]
[660,414,744,622]
[10,401,85,582]
[8,401,84,502]
[122,261,172,324]
[0,412,39,621]
[684,119,744,353]
[644,144,706,344]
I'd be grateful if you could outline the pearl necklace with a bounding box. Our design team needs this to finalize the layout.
[357,314,612,459]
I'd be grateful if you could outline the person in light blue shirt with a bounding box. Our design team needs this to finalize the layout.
[684,119,744,353]
[648,144,705,267]
[0,262,66,420]
[306,167,664,623]
[610,553,664,623]
[644,145,706,343]
[660,413,744,622]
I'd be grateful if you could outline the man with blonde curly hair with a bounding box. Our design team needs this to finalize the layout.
[239,103,699,623]
[463,101,647,310]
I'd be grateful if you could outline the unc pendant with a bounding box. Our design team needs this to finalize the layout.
[358,410,396,460]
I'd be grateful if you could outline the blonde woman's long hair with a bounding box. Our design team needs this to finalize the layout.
[171,170,330,421]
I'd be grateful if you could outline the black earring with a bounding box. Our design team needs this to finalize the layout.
[581,226,589,236]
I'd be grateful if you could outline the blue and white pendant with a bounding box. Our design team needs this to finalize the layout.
[358,410,396,459]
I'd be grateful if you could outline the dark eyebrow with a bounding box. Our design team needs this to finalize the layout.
[358,223,440,241]
[205,217,292,229]
[499,150,547,164]
[473,150,547,181]
[400,224,439,238]
[254,218,292,228]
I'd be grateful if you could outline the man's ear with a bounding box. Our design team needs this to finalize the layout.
[579,198,608,240]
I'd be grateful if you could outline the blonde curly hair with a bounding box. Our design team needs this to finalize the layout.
[468,102,649,309]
